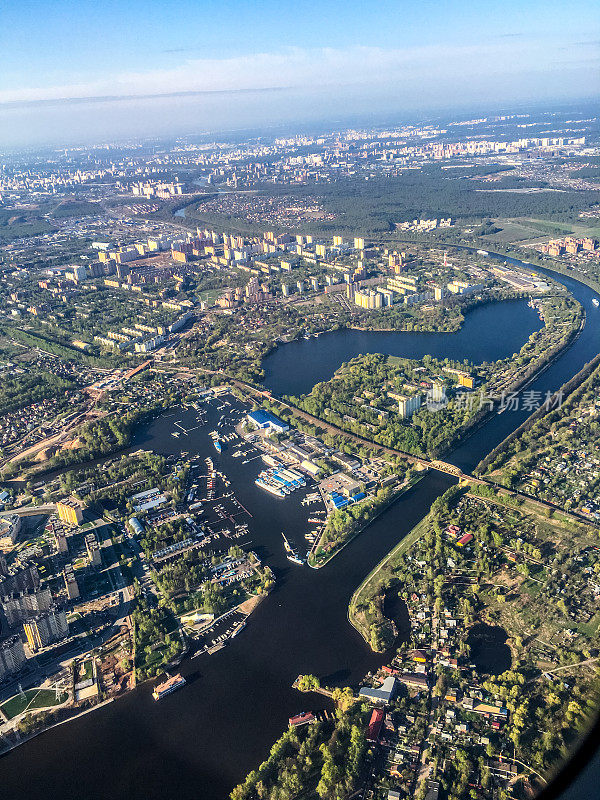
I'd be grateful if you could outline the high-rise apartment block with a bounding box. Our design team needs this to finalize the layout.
[0,565,40,597]
[0,635,26,681]
[1,588,53,627]
[63,564,80,601]
[56,498,84,527]
[23,608,69,652]
[354,288,382,310]
[398,395,422,419]
[85,533,102,567]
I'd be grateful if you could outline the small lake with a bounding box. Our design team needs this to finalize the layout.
[467,623,512,675]
[383,588,411,648]
[261,298,543,397]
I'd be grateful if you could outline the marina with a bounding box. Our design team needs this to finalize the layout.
[3,259,600,800]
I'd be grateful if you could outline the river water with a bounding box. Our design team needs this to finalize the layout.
[262,297,544,398]
[1,253,598,800]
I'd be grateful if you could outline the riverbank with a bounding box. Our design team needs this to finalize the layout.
[279,292,580,462]
[1,247,599,800]
[347,512,434,651]
[0,403,166,482]
[346,291,534,335]
[480,242,600,296]
[308,472,426,569]
[475,351,600,476]
[0,697,115,758]
[393,237,600,295]
[434,302,585,460]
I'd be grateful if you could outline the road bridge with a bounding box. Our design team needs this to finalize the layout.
[0,504,57,518]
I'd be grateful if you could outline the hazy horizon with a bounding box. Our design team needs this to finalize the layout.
[1,0,599,147]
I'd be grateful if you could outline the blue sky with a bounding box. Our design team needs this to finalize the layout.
[0,0,598,145]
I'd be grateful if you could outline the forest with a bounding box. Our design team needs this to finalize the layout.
[132,592,183,680]
[287,352,482,457]
[301,168,598,233]
[177,167,599,237]
[0,371,73,416]
[230,701,370,800]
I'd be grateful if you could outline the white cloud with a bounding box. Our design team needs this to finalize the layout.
[0,41,577,105]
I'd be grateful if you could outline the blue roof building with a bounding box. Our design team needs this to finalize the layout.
[246,410,290,433]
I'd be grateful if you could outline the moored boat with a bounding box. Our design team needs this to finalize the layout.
[152,673,186,701]
[255,478,285,497]
[289,711,316,727]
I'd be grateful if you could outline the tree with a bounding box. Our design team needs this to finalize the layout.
[297,674,320,692]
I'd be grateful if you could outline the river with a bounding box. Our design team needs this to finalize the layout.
[1,253,598,800]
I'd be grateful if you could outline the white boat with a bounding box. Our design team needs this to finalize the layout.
[231,620,246,638]
[593,298,599,308]
[255,478,285,497]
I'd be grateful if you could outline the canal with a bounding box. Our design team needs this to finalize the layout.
[0,256,598,800]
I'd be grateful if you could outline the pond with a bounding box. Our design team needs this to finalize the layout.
[467,623,512,675]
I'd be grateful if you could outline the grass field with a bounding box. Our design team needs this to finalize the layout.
[196,288,224,305]
[519,217,600,238]
[483,217,600,245]
[0,219,54,242]
[78,659,94,682]
[0,688,68,720]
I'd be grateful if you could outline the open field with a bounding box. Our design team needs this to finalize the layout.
[1,688,68,720]
[482,217,600,245]
[197,288,224,305]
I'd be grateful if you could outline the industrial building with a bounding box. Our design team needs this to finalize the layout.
[246,410,290,434]
[359,676,398,704]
